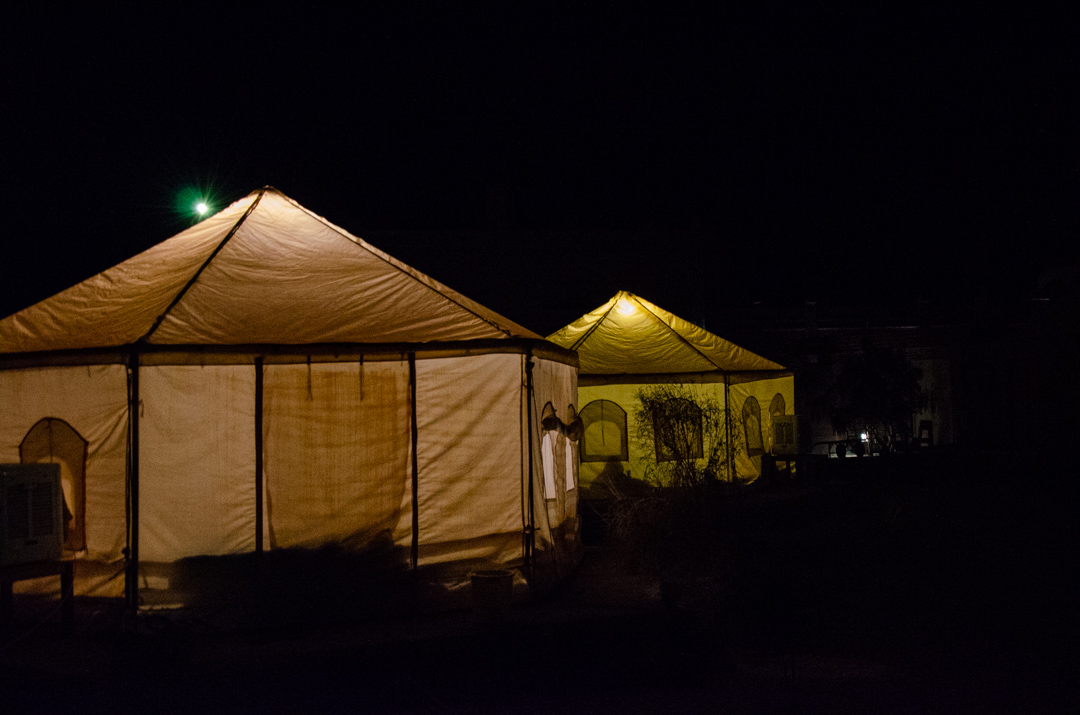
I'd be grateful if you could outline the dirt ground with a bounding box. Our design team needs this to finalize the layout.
[3,452,1077,713]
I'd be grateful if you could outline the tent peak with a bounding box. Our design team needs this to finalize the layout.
[0,187,543,354]
[547,292,787,375]
[139,189,266,342]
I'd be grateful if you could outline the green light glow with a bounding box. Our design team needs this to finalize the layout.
[174,184,220,224]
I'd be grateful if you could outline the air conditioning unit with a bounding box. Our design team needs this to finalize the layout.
[772,415,799,456]
[0,463,63,567]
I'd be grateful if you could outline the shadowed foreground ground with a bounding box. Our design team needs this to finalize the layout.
[3,452,1077,713]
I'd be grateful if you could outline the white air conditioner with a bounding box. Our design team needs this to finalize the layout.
[772,415,799,456]
[0,463,63,567]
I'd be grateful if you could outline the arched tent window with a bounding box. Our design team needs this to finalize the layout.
[20,418,88,552]
[768,393,786,452]
[653,397,704,462]
[769,393,786,419]
[541,401,580,496]
[539,401,559,499]
[541,431,558,499]
[742,396,764,458]
[563,404,578,492]
[564,436,576,491]
[579,400,628,462]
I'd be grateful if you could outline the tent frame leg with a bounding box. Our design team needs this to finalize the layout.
[524,353,535,568]
[409,353,419,571]
[255,356,264,554]
[125,347,140,613]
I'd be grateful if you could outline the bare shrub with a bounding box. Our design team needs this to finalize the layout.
[602,385,743,574]
[633,384,742,487]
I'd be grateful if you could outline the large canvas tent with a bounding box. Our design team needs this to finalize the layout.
[0,187,580,605]
[547,292,793,490]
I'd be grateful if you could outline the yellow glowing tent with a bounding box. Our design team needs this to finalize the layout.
[0,187,580,604]
[547,291,794,490]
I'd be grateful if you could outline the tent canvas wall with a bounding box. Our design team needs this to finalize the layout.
[0,188,580,605]
[547,292,794,490]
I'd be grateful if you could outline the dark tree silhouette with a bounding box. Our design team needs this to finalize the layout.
[828,339,928,453]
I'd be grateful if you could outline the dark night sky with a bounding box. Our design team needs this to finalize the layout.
[3,5,1078,336]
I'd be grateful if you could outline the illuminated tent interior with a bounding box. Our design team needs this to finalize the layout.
[547,291,794,492]
[0,187,581,605]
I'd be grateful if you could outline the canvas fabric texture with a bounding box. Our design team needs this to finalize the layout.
[0,189,537,353]
[550,292,794,486]
[547,291,784,376]
[0,188,578,600]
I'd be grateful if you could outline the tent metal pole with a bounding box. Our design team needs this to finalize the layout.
[724,377,733,483]
[524,353,535,567]
[125,347,140,612]
[409,352,419,571]
[254,356,264,554]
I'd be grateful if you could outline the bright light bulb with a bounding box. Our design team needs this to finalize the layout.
[616,298,635,316]
[195,202,208,215]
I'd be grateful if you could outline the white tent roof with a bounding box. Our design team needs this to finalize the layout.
[547,291,786,376]
[0,188,537,354]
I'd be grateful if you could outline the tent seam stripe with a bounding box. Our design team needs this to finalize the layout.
[138,189,267,343]
[635,294,732,374]
[568,296,621,352]
[279,192,523,338]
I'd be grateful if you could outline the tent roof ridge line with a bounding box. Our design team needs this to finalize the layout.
[138,187,268,343]
[276,190,520,338]
[631,292,731,374]
[568,292,623,352]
